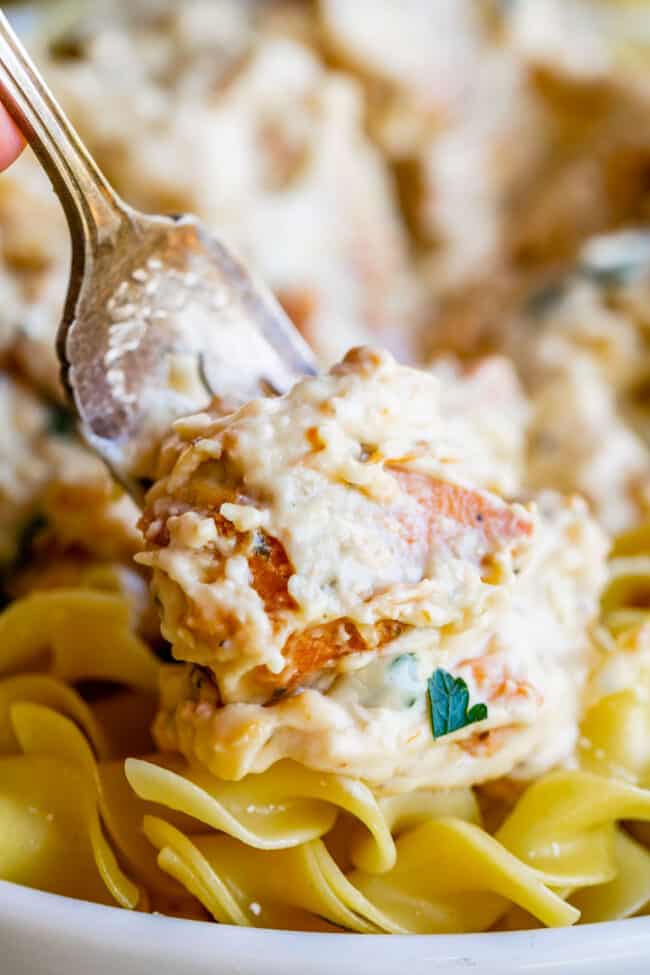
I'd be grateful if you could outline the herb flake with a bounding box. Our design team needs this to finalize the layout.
[14,513,48,568]
[427,668,488,739]
[388,653,420,709]
[524,281,565,320]
[46,403,76,437]
[579,230,650,288]
[252,530,271,558]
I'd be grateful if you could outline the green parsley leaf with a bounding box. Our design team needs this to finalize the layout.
[427,668,488,739]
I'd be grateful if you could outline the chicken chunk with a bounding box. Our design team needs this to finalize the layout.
[140,348,604,789]
[139,347,535,705]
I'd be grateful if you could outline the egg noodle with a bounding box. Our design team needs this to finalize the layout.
[0,529,649,933]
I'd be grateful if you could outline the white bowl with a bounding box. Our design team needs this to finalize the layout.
[2,880,650,975]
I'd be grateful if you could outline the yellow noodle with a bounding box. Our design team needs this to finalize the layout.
[7,703,139,908]
[7,700,186,901]
[602,557,650,619]
[611,522,650,558]
[349,787,480,872]
[497,772,650,887]
[349,817,578,932]
[98,759,192,898]
[605,608,650,637]
[144,816,396,932]
[2,520,650,932]
[579,688,650,783]
[0,753,114,904]
[0,590,158,690]
[0,673,110,757]
[126,757,395,870]
[570,829,650,923]
[145,811,575,933]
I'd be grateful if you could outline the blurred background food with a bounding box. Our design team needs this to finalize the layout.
[5,0,650,595]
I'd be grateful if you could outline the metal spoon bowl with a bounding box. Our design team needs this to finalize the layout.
[0,10,316,501]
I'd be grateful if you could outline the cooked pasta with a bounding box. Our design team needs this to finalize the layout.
[6,0,650,940]
[1,387,650,933]
[4,568,650,931]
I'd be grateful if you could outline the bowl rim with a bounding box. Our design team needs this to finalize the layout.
[2,878,650,971]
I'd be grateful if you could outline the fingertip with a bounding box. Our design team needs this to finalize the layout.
[0,103,25,171]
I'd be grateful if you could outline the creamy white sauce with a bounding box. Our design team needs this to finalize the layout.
[143,349,607,791]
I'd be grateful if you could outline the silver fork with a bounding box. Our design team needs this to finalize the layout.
[0,9,316,500]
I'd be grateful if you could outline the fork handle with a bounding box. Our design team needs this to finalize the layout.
[0,10,124,248]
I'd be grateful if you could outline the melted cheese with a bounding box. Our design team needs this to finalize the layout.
[142,350,606,791]
[140,349,534,701]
